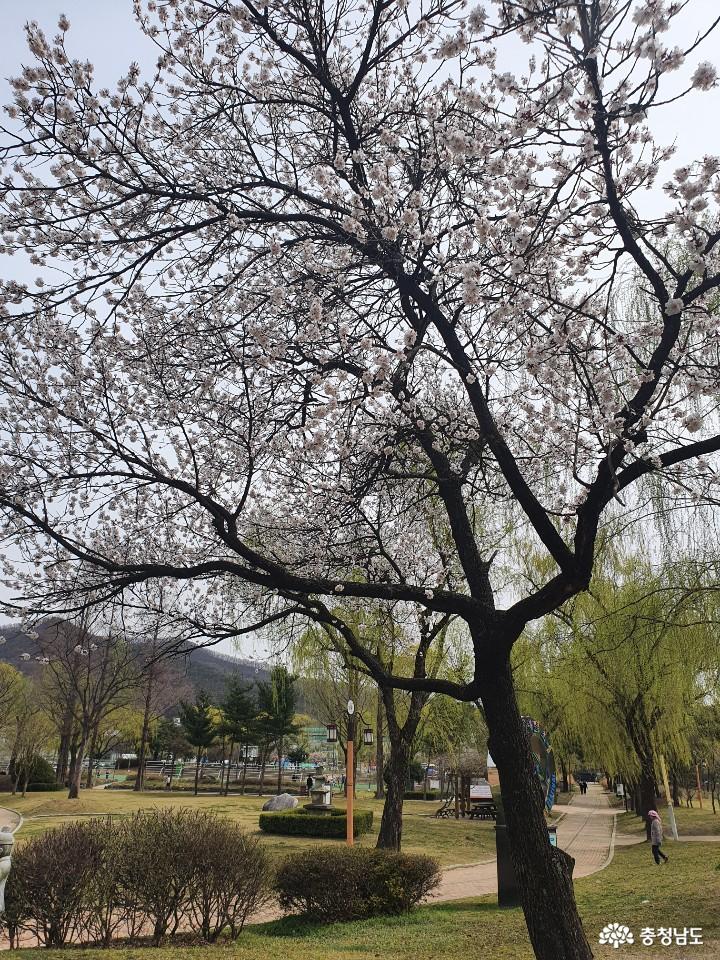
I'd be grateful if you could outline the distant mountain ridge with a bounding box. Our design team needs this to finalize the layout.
[0,622,270,700]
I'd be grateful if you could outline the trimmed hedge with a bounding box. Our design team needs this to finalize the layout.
[26,782,64,792]
[259,808,373,838]
[105,782,306,795]
[404,791,440,801]
[276,846,440,922]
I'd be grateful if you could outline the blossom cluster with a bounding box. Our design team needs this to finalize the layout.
[0,0,718,628]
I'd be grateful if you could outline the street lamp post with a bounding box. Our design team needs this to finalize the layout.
[327,701,373,846]
[346,700,356,845]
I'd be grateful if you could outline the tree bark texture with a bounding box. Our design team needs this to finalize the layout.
[375,683,426,851]
[376,739,409,850]
[68,734,87,799]
[561,758,569,794]
[480,656,593,960]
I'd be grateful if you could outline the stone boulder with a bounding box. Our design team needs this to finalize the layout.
[262,793,299,811]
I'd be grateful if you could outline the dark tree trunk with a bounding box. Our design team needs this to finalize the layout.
[638,768,657,840]
[55,706,74,785]
[375,682,427,851]
[224,741,235,796]
[672,772,680,807]
[375,690,385,799]
[258,746,268,795]
[376,739,409,850]
[68,734,87,799]
[194,749,201,796]
[85,723,99,789]
[479,656,593,960]
[277,736,284,794]
[134,667,155,792]
[560,758,569,794]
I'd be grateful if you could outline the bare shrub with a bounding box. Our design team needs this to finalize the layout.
[3,821,100,946]
[184,815,274,940]
[83,818,133,947]
[0,809,272,948]
[117,809,197,945]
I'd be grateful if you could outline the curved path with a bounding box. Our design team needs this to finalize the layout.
[0,791,617,930]
[427,782,616,903]
[0,806,22,835]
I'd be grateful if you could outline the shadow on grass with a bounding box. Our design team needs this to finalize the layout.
[257,899,520,939]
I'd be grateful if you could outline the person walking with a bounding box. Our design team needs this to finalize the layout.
[648,810,669,865]
[306,774,314,796]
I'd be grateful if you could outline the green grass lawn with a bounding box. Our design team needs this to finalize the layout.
[0,790,497,866]
[6,839,719,959]
[617,802,720,837]
[554,789,577,805]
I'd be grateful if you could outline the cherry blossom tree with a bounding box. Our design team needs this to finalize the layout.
[2,2,720,957]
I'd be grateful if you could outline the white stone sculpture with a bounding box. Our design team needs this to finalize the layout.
[0,831,13,915]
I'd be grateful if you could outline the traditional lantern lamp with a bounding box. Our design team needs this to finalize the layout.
[326,722,338,744]
[363,726,374,746]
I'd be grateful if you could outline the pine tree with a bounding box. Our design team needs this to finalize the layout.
[178,691,217,796]
[256,667,300,794]
[220,678,259,795]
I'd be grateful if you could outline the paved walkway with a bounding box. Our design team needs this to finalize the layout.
[0,806,22,834]
[427,783,616,903]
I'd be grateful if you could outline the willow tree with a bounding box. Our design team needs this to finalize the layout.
[2,3,720,957]
[0,662,23,723]
[514,626,591,793]
[524,565,718,820]
[294,603,451,849]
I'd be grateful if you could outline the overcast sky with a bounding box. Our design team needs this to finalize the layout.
[0,1,718,652]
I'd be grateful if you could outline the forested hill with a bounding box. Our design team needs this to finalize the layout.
[0,622,270,700]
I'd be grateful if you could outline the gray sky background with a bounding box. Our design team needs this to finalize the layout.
[0,1,718,653]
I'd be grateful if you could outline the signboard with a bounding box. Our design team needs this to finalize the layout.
[616,783,624,797]
[470,782,493,801]
[522,716,557,812]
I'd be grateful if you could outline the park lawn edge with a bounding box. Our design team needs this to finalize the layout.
[4,839,718,959]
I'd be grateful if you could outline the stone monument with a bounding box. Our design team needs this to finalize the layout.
[304,775,333,813]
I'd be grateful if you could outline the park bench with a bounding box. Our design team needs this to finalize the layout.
[433,796,456,818]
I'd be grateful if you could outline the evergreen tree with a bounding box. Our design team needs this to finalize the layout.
[220,677,259,795]
[256,666,300,794]
[178,691,217,796]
